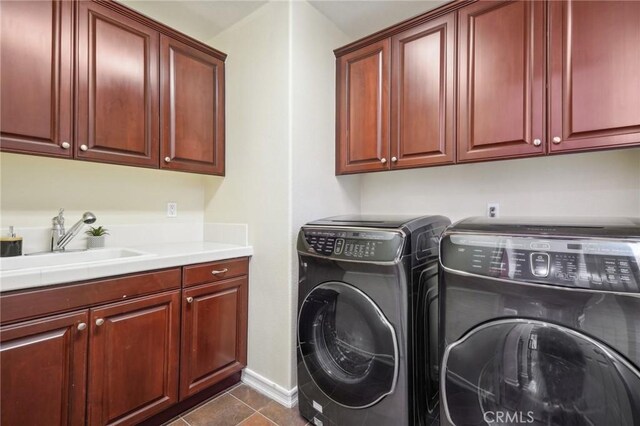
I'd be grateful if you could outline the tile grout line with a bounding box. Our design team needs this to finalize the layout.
[180,386,238,419]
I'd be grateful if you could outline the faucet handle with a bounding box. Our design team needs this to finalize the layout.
[53,208,65,225]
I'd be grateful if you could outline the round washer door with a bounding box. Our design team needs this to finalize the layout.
[298,282,398,408]
[442,319,640,426]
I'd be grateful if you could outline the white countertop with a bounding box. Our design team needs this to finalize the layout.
[0,242,253,293]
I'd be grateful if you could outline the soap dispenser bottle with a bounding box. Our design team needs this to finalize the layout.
[1,226,23,257]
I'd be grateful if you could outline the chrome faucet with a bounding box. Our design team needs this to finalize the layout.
[51,209,97,252]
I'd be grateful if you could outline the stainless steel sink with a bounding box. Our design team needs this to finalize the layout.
[0,248,153,271]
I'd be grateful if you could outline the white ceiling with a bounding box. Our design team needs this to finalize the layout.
[119,0,449,44]
[308,1,449,40]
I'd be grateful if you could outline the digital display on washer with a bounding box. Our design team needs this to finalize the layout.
[441,234,640,293]
[302,228,404,262]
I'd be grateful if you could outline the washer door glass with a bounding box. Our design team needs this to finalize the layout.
[442,319,640,426]
[298,282,398,408]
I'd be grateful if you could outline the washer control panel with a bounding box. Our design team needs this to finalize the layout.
[300,227,404,262]
[442,235,640,293]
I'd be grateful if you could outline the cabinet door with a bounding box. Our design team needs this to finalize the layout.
[76,1,159,168]
[336,40,391,174]
[160,35,225,175]
[180,277,248,400]
[549,1,640,152]
[88,291,179,426]
[0,311,88,426]
[0,0,73,157]
[391,13,455,169]
[458,1,545,162]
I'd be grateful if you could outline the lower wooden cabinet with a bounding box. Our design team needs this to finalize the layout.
[180,276,248,399]
[88,291,180,425]
[0,311,89,426]
[0,257,249,426]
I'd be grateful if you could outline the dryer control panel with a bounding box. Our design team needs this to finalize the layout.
[441,234,640,293]
[299,227,404,263]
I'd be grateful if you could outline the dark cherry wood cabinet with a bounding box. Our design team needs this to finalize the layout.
[180,276,248,399]
[88,290,180,425]
[457,0,545,162]
[0,258,248,425]
[76,1,160,168]
[391,13,455,168]
[549,1,640,153]
[0,310,88,426]
[0,0,74,158]
[1,0,226,175]
[336,39,391,174]
[161,36,225,175]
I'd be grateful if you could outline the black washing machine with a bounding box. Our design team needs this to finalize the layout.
[439,217,640,426]
[296,215,450,426]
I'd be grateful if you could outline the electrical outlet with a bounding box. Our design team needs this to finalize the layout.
[487,202,500,218]
[167,202,177,218]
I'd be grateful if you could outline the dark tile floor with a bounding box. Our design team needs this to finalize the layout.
[166,384,309,426]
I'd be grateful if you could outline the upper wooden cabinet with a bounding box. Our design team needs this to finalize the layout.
[336,40,391,174]
[76,1,160,168]
[457,0,545,162]
[391,13,455,168]
[1,0,226,176]
[161,36,225,175]
[0,311,88,426]
[549,1,640,153]
[0,0,73,157]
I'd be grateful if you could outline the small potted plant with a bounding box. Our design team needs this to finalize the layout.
[85,226,109,249]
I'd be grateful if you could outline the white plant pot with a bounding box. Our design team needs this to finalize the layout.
[86,235,106,249]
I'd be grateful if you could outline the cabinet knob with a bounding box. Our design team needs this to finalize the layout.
[80,144,88,152]
[186,297,194,304]
[533,139,541,147]
[77,322,87,331]
[391,156,398,162]
[95,318,105,326]
[61,141,70,149]
[552,136,561,144]
[380,158,387,164]
[211,268,228,275]
[164,156,171,163]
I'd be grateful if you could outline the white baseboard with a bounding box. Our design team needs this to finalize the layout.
[241,368,298,408]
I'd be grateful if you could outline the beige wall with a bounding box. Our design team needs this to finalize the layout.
[0,153,207,229]
[204,1,294,389]
[360,148,640,220]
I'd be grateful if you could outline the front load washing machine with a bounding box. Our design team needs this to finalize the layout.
[439,217,640,426]
[296,215,450,426]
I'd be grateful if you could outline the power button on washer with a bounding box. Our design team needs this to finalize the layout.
[530,252,550,277]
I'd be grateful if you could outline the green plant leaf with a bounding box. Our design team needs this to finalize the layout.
[85,225,109,236]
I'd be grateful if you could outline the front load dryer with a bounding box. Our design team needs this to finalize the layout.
[296,215,450,426]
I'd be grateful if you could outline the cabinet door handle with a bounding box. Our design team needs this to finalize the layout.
[211,268,228,275]
[380,158,387,164]
[80,144,88,151]
[164,156,171,163]
[61,141,70,149]
[186,297,194,304]
[95,318,105,326]
[77,322,87,331]
[533,139,541,147]
[552,136,561,144]
[391,156,398,162]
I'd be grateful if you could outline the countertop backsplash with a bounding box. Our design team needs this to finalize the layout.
[0,222,248,254]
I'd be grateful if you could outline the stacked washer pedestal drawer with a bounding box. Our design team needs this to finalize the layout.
[296,215,450,426]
